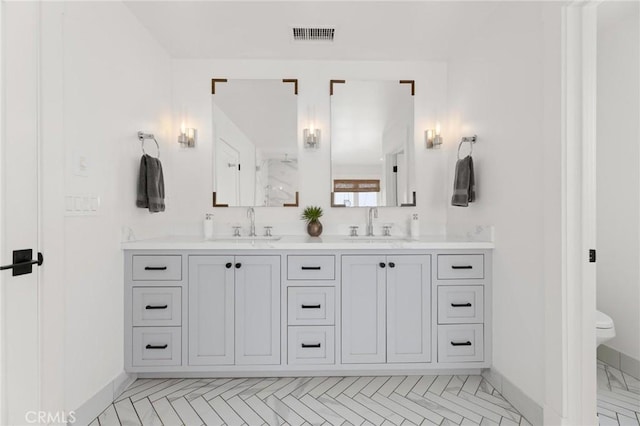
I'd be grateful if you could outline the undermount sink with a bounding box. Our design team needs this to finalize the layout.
[343,236,409,243]
[210,236,282,242]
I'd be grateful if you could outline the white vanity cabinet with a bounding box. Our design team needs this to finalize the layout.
[341,254,431,364]
[189,255,280,366]
[436,254,489,364]
[124,244,492,375]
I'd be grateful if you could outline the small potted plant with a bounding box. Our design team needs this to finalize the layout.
[301,205,324,237]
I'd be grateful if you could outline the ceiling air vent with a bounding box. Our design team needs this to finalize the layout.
[292,27,335,42]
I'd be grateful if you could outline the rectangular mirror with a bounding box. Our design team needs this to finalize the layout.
[330,80,416,207]
[212,79,299,207]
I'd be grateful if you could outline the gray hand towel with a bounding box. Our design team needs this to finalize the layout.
[451,155,475,207]
[136,154,165,213]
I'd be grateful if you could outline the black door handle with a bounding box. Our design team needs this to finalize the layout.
[451,303,472,307]
[301,266,321,270]
[225,262,233,269]
[451,265,473,270]
[301,343,321,348]
[388,262,396,268]
[144,266,167,271]
[379,262,386,268]
[146,344,168,349]
[145,305,168,310]
[301,304,321,309]
[0,250,43,277]
[235,263,242,269]
[451,341,472,346]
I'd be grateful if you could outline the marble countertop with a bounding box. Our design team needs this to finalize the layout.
[121,235,494,250]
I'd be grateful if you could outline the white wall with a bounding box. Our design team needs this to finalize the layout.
[168,60,448,237]
[41,1,173,413]
[445,2,560,408]
[596,1,640,362]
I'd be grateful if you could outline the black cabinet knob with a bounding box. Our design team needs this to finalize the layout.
[235,263,242,269]
[379,262,386,268]
[225,262,232,269]
[389,262,396,268]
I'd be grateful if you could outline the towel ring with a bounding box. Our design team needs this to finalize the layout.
[138,131,160,159]
[457,135,477,160]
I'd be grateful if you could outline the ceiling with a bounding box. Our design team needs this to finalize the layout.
[123,1,544,61]
[331,80,413,166]
[213,79,298,158]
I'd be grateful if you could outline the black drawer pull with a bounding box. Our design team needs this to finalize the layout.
[235,263,242,269]
[301,343,321,348]
[301,304,321,309]
[451,265,473,270]
[145,304,168,310]
[301,266,321,270]
[225,262,232,269]
[146,344,168,349]
[145,266,167,271]
[451,341,472,346]
[388,262,396,268]
[379,262,386,268]
[451,303,472,308]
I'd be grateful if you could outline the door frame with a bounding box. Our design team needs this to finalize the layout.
[552,1,600,424]
[0,1,44,423]
[0,0,5,420]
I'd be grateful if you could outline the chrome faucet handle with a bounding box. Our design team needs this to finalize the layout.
[232,226,241,237]
[382,224,393,237]
[264,226,273,237]
[349,226,359,237]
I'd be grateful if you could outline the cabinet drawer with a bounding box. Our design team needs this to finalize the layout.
[288,287,335,326]
[132,255,182,281]
[437,254,484,280]
[287,255,335,280]
[288,326,335,365]
[132,327,181,366]
[438,286,484,324]
[132,287,181,326]
[438,324,484,363]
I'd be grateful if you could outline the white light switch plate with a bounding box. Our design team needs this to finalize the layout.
[65,194,101,216]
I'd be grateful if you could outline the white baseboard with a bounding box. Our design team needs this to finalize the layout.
[598,345,640,379]
[70,371,137,426]
[481,368,543,426]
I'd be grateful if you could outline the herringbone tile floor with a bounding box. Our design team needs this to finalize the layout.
[92,375,531,426]
[597,361,640,425]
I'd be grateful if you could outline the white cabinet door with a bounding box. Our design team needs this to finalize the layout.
[188,256,235,365]
[387,255,431,363]
[235,256,281,365]
[341,255,386,364]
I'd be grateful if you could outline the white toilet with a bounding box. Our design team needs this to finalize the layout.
[596,310,616,347]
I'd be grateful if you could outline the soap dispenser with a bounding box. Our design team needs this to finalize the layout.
[410,213,420,240]
[204,213,214,240]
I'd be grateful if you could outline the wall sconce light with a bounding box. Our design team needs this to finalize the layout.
[304,128,320,150]
[178,125,197,148]
[425,123,443,149]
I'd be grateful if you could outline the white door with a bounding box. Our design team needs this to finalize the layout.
[215,139,240,206]
[386,255,431,363]
[188,256,234,365]
[0,2,43,424]
[341,255,386,364]
[235,256,280,365]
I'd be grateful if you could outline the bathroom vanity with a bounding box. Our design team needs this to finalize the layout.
[123,236,493,376]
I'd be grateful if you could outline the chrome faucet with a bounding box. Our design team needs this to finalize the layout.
[366,207,378,236]
[247,207,256,237]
